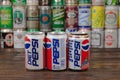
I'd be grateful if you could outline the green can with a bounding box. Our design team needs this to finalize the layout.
[52,6,65,31]
[0,6,13,29]
[27,29,39,32]
[12,0,26,6]
[51,0,64,6]
[79,0,91,5]
[105,0,118,5]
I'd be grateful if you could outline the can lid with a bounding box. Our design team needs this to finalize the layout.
[26,32,44,35]
[70,32,89,37]
[48,32,66,35]
[1,29,13,33]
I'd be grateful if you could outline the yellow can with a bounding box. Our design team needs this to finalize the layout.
[119,6,120,28]
[92,6,105,28]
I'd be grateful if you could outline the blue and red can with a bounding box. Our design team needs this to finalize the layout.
[24,32,45,70]
[45,32,67,71]
[68,32,90,70]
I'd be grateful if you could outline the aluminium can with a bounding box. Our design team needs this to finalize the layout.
[79,0,91,5]
[105,29,118,48]
[13,6,26,29]
[105,0,118,5]
[51,0,64,6]
[39,6,52,32]
[1,29,14,48]
[91,29,104,48]
[66,28,78,35]
[119,6,120,28]
[14,29,26,48]
[78,28,91,38]
[105,6,118,28]
[27,5,39,32]
[92,0,105,6]
[68,32,90,70]
[12,0,26,6]
[78,5,91,27]
[118,29,120,48]
[25,32,45,70]
[40,0,50,6]
[65,0,78,5]
[26,0,39,5]
[46,32,67,71]
[51,6,65,31]
[92,6,105,28]
[65,5,78,29]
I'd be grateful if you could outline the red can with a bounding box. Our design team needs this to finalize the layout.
[65,5,78,29]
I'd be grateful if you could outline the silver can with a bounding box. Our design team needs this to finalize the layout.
[39,6,51,32]
[13,6,26,29]
[92,0,105,6]
[78,28,91,37]
[27,5,39,31]
[118,29,120,48]
[14,29,26,48]
[91,29,104,48]
[105,29,118,48]
[27,0,39,5]
[65,0,78,5]
[105,6,118,28]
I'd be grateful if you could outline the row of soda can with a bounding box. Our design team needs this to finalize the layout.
[24,31,90,71]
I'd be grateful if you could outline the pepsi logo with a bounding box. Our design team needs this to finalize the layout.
[25,36,30,49]
[45,38,51,48]
[82,39,89,51]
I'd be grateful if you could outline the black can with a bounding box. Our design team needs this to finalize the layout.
[1,29,14,48]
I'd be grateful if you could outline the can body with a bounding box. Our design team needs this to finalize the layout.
[78,28,91,38]
[79,0,91,5]
[66,28,78,34]
[78,5,91,27]
[68,33,90,70]
[118,29,120,48]
[13,6,26,29]
[91,29,104,48]
[0,5,13,29]
[92,6,105,28]
[65,0,78,5]
[105,6,118,28]
[52,6,65,31]
[119,6,120,28]
[39,6,51,32]
[92,0,105,5]
[46,32,67,70]
[1,29,14,48]
[51,0,64,6]
[105,0,118,5]
[26,0,39,5]
[14,29,26,48]
[12,0,26,6]
[25,32,45,70]
[27,6,39,32]
[65,5,78,28]
[105,29,118,48]
[40,0,50,6]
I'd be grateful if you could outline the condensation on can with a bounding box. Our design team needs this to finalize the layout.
[13,6,26,29]
[51,6,65,31]
[27,5,39,32]
[65,0,78,5]
[14,29,26,48]
[40,0,50,6]
[39,6,52,32]
[78,5,91,26]
[91,28,104,48]
[105,0,118,5]
[105,29,118,48]
[118,29,120,48]
[1,29,14,48]
[65,5,78,29]
[25,32,45,70]
[105,6,118,28]
[51,0,64,6]
[92,0,105,6]
[12,0,26,6]
[27,0,39,5]
[92,6,105,28]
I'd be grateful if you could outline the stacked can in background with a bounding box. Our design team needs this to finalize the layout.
[105,0,118,48]
[78,0,91,39]
[51,0,65,31]
[91,0,105,48]
[65,0,78,34]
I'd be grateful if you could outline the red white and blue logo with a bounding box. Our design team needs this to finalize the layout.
[45,38,51,49]
[82,39,89,51]
[25,36,31,49]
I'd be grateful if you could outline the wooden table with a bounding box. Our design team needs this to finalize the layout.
[0,48,120,80]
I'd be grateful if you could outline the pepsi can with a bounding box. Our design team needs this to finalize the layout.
[25,32,45,70]
[46,32,67,71]
[68,32,90,70]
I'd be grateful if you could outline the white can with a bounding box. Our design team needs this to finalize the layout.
[27,0,39,5]
[105,6,118,28]
[118,29,120,48]
[14,29,26,48]
[78,28,91,37]
[91,29,104,48]
[13,6,26,29]
[92,0,105,6]
[105,29,118,48]
[66,28,78,35]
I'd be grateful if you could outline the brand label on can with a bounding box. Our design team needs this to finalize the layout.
[92,0,105,5]
[78,6,91,26]
[12,0,26,5]
[105,0,117,5]
[52,0,64,6]
[119,7,120,28]
[0,6,13,29]
[27,0,39,5]
[66,5,78,28]
[40,14,50,24]
[92,6,104,28]
[92,33,101,46]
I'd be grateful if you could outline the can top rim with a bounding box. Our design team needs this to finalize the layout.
[26,32,44,35]
[48,32,66,35]
[1,29,13,32]
[71,32,88,35]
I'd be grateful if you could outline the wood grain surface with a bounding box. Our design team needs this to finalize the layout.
[0,48,120,80]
